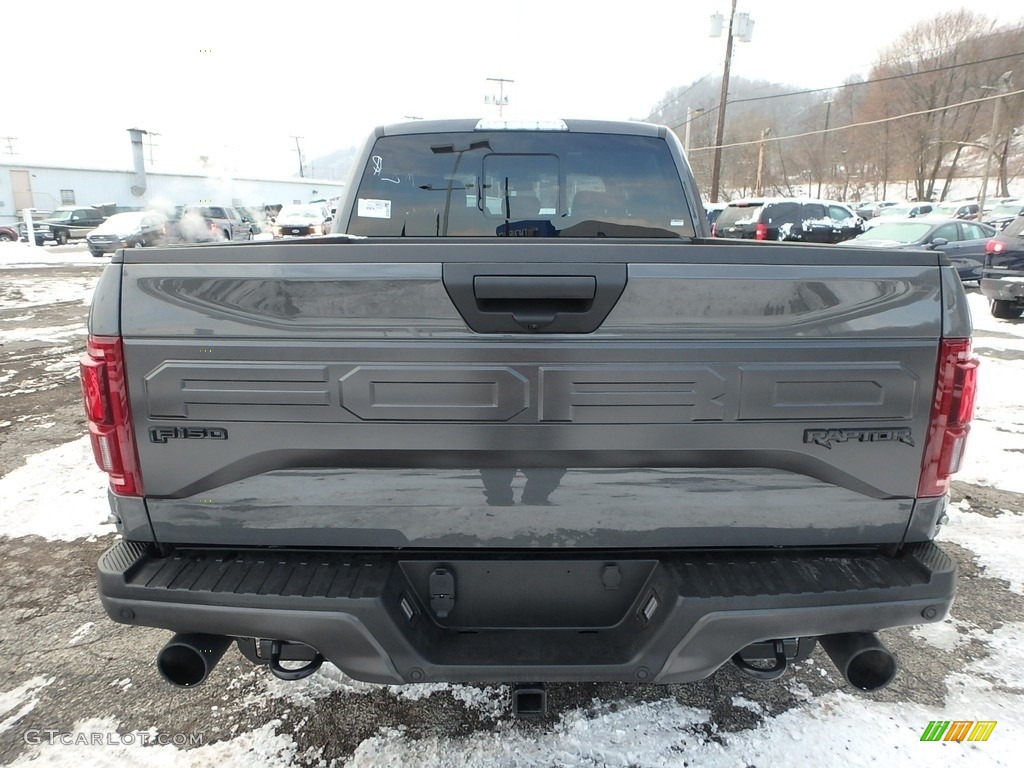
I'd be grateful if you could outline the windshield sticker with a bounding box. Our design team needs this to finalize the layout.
[670,219,688,227]
[357,199,392,219]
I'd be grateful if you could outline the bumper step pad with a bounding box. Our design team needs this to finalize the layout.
[98,541,955,684]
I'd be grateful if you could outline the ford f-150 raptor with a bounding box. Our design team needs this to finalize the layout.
[83,118,977,712]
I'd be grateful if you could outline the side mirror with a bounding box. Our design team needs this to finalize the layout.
[929,237,949,248]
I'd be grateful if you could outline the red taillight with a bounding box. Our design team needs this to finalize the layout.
[985,239,1004,255]
[79,336,142,497]
[755,223,768,240]
[918,338,979,497]
[711,223,718,237]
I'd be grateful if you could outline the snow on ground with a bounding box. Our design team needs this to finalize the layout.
[960,291,1024,494]
[0,437,113,541]
[1,264,1023,765]
[0,241,110,270]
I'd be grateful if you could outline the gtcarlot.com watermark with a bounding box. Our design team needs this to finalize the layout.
[24,730,205,747]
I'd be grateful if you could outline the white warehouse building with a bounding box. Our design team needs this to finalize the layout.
[0,141,346,227]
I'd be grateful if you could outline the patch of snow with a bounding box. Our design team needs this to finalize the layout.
[941,504,1024,595]
[69,622,95,646]
[0,676,55,735]
[0,436,112,541]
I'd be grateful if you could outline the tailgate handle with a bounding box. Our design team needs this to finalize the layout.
[473,275,596,301]
[473,276,597,331]
[443,263,628,334]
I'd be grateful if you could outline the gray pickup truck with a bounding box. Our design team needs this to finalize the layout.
[83,119,977,712]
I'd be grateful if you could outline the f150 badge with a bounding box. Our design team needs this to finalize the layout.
[149,426,229,444]
[804,428,914,450]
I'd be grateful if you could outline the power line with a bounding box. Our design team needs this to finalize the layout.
[686,86,1024,153]
[644,73,712,121]
[725,49,1024,109]
[661,49,1024,132]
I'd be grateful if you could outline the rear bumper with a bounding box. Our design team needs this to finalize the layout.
[981,276,1024,302]
[98,541,956,684]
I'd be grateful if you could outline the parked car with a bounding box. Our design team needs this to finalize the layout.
[864,202,934,228]
[838,217,996,282]
[981,213,1024,318]
[929,201,980,221]
[711,198,864,243]
[0,225,18,242]
[271,203,333,237]
[179,205,253,243]
[982,201,1024,231]
[85,211,167,256]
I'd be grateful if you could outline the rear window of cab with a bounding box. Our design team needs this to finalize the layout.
[344,132,697,238]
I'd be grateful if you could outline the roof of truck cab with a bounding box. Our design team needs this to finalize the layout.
[375,118,667,138]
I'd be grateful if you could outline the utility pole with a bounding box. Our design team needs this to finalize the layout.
[709,1,754,203]
[816,99,833,198]
[684,107,705,154]
[291,135,305,178]
[484,77,513,117]
[979,71,1013,216]
[754,127,771,196]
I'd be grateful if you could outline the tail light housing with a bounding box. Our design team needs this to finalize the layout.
[710,223,718,237]
[918,338,979,497]
[80,336,142,497]
[755,223,768,240]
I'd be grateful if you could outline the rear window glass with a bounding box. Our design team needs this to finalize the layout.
[715,203,764,228]
[1003,215,1024,238]
[762,202,801,225]
[344,132,696,238]
[185,207,226,219]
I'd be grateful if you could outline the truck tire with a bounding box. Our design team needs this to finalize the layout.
[990,299,1023,319]
[57,230,69,245]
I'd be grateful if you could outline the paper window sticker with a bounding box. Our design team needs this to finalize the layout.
[357,199,392,219]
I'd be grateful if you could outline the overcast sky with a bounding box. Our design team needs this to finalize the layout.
[1,0,1019,178]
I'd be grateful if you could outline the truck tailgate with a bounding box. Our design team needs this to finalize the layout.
[112,239,953,549]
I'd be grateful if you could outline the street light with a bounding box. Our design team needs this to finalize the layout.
[709,0,754,202]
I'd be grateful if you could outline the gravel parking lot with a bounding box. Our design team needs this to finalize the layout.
[0,243,1022,766]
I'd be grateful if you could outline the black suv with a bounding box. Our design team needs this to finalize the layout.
[712,198,864,243]
[981,213,1024,319]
